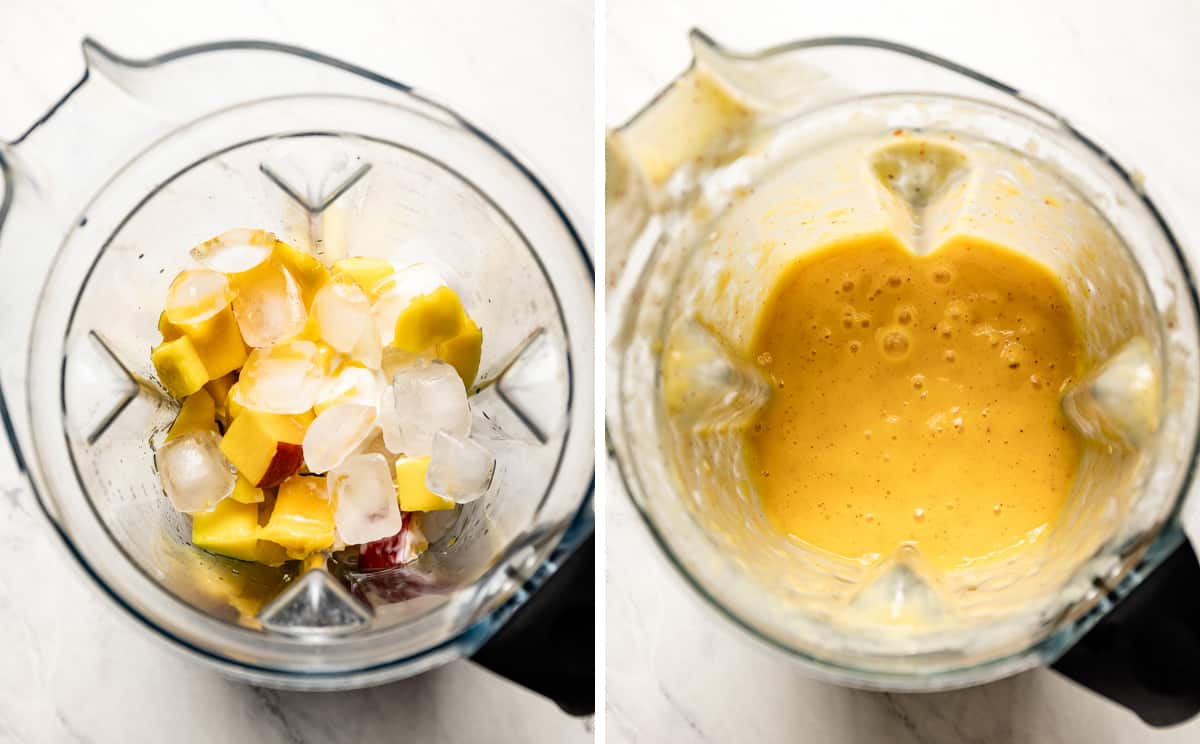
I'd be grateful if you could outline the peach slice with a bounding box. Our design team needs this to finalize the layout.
[395,456,454,512]
[219,410,308,488]
[259,475,335,559]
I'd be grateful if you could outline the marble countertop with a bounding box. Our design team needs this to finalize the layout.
[0,1,592,742]
[606,0,1200,742]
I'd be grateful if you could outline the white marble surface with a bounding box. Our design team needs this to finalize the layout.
[606,0,1200,742]
[0,1,592,742]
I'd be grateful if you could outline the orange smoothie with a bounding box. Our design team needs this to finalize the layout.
[748,234,1083,569]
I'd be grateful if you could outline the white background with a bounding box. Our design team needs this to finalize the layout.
[0,1,593,742]
[607,0,1200,742]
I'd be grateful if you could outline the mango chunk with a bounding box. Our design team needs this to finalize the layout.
[259,475,335,559]
[273,239,330,307]
[395,456,454,512]
[192,498,287,565]
[226,382,246,421]
[219,410,308,488]
[229,474,265,504]
[176,305,247,380]
[392,287,469,353]
[152,336,209,398]
[205,373,237,425]
[436,316,483,388]
[158,311,183,342]
[332,256,394,297]
[167,389,218,441]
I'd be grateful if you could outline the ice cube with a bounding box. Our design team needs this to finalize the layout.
[427,430,495,504]
[189,228,275,274]
[370,263,447,344]
[235,340,325,414]
[155,430,236,512]
[232,262,308,347]
[164,269,234,325]
[387,358,470,456]
[315,364,384,415]
[350,319,382,370]
[328,453,404,545]
[303,403,378,474]
[312,278,373,354]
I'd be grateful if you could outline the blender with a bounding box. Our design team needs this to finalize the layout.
[607,31,1200,726]
[0,39,594,712]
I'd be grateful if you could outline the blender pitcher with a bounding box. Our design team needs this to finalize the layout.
[607,32,1200,726]
[0,40,594,710]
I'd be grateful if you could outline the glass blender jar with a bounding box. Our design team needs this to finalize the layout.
[608,32,1200,726]
[0,40,594,709]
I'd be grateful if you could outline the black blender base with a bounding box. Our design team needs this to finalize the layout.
[1052,539,1200,727]
[472,533,595,716]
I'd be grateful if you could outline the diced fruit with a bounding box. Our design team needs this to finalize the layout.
[176,305,247,380]
[359,513,428,569]
[190,228,275,274]
[164,269,235,326]
[219,410,308,488]
[259,475,335,559]
[272,239,329,307]
[226,382,246,420]
[152,336,210,398]
[329,453,404,544]
[229,474,265,504]
[191,497,286,565]
[332,257,394,297]
[235,340,325,414]
[312,277,373,353]
[371,264,447,344]
[435,316,483,388]
[395,456,454,512]
[205,373,237,423]
[156,430,236,512]
[392,286,469,353]
[158,311,182,342]
[230,260,308,347]
[167,389,217,441]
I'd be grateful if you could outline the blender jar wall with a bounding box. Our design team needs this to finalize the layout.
[0,41,593,687]
[608,33,1200,689]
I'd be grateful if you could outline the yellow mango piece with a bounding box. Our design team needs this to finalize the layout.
[230,475,265,504]
[260,475,335,559]
[219,410,308,488]
[332,257,394,297]
[226,382,246,421]
[392,287,469,353]
[273,239,330,307]
[152,336,209,398]
[436,316,483,388]
[192,498,287,566]
[205,373,237,424]
[158,311,183,342]
[176,305,247,380]
[167,389,217,441]
[395,456,454,512]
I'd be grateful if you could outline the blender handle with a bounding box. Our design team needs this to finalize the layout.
[471,532,594,716]
[1052,538,1200,727]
